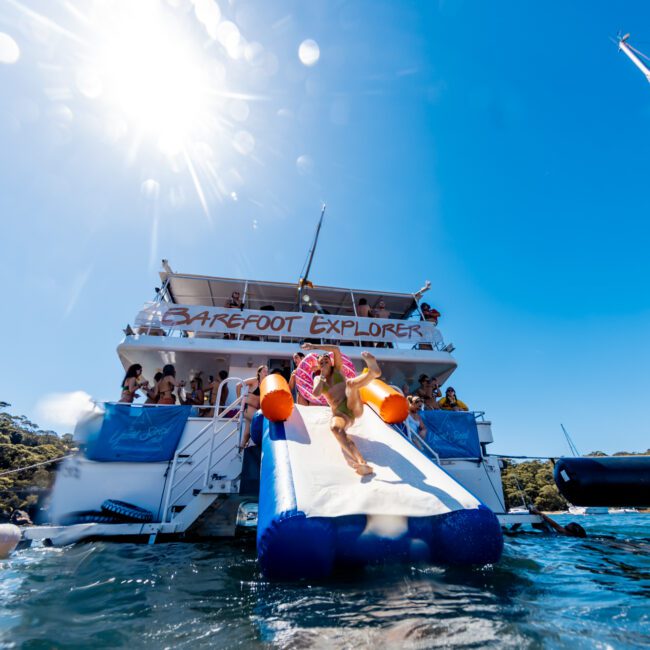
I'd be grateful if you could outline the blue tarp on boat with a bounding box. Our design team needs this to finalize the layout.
[85,404,190,462]
[420,411,481,459]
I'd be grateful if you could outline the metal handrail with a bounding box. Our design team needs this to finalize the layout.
[406,426,441,465]
[161,379,245,522]
[162,404,243,522]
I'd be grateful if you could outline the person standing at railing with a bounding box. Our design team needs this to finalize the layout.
[357,298,371,317]
[405,395,427,452]
[421,303,440,326]
[438,387,469,412]
[223,291,244,339]
[237,365,268,449]
[119,364,148,403]
[374,299,390,319]
[158,364,185,405]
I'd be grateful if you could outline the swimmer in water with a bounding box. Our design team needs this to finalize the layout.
[529,506,587,538]
[301,342,381,476]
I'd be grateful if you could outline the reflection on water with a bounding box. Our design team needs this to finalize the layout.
[0,515,648,648]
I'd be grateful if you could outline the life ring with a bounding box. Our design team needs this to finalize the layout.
[59,510,123,525]
[101,500,154,523]
[294,352,356,405]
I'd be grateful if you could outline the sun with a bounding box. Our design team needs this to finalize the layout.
[93,1,210,151]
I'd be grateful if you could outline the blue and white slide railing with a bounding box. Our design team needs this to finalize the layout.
[256,405,503,580]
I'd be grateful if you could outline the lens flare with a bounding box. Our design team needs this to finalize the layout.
[94,3,209,147]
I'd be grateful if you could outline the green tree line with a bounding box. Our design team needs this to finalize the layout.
[0,401,75,521]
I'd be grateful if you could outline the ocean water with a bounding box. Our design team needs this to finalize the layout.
[1,514,648,649]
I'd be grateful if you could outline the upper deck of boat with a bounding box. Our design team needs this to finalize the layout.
[118,264,457,386]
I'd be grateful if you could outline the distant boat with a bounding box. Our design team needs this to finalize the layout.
[568,506,608,515]
[608,508,638,514]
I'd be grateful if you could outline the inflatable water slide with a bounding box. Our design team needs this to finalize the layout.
[254,374,503,580]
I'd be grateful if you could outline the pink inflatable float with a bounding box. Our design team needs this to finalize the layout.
[294,352,356,405]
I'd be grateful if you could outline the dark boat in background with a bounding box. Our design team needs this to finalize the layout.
[554,456,650,507]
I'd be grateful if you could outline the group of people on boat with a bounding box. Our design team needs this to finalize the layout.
[117,343,469,478]
[408,374,468,412]
[119,364,230,414]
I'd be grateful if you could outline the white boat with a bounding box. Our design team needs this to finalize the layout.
[568,506,609,515]
[608,508,638,514]
[23,260,538,548]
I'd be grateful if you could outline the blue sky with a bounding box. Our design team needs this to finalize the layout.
[1,0,649,456]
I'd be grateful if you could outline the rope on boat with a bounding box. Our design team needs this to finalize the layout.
[492,454,557,461]
[0,454,74,477]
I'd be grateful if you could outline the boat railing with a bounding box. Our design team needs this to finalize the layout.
[161,378,245,522]
[408,429,441,465]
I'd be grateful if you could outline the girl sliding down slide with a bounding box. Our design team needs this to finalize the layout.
[301,343,381,476]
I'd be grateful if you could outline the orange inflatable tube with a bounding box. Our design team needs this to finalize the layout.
[359,379,408,424]
[260,374,294,422]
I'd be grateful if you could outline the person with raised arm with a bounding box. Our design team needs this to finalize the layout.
[301,342,380,476]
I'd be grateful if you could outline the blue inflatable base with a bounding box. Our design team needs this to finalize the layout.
[258,506,503,581]
[257,418,503,581]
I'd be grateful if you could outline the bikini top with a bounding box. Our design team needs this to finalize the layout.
[321,369,345,395]
[252,385,260,396]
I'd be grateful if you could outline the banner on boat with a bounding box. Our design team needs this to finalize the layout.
[134,302,441,345]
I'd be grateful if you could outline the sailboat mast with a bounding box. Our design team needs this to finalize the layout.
[618,34,650,84]
[298,204,326,311]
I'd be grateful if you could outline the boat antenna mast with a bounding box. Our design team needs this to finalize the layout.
[616,33,650,84]
[561,423,581,457]
[298,203,326,311]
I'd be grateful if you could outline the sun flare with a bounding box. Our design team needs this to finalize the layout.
[94,2,210,150]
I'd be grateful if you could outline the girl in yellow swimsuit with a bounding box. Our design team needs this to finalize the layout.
[302,343,381,476]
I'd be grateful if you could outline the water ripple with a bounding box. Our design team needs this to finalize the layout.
[0,515,649,648]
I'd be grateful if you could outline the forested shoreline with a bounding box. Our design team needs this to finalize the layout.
[0,402,75,521]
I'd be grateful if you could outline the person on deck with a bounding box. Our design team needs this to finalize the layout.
[224,291,243,309]
[374,300,390,319]
[405,395,427,452]
[413,374,441,410]
[421,303,441,326]
[301,342,380,476]
[438,386,469,412]
[237,365,268,449]
[217,370,230,414]
[185,376,205,414]
[144,371,163,404]
[289,352,309,406]
[357,298,371,318]
[158,365,185,405]
[119,364,147,403]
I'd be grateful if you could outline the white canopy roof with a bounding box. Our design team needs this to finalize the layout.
[159,270,423,319]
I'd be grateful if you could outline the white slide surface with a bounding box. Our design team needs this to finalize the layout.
[283,405,481,519]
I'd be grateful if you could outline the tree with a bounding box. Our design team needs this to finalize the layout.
[0,401,76,521]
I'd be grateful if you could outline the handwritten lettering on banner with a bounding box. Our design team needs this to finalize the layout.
[135,303,440,344]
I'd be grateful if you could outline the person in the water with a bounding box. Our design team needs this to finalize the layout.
[302,342,381,476]
[529,506,587,538]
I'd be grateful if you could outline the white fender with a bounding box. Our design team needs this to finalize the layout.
[0,524,21,558]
